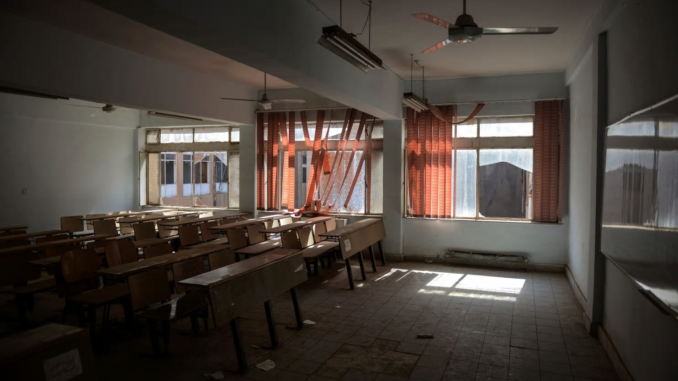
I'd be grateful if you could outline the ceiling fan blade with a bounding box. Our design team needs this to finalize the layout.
[412,13,453,29]
[220,97,258,101]
[482,27,558,35]
[271,99,306,104]
[422,39,453,54]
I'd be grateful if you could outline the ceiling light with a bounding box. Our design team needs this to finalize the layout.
[147,111,203,122]
[318,26,383,73]
[402,92,428,113]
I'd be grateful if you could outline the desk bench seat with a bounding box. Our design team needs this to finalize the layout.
[233,239,281,260]
[69,283,129,307]
[1,277,56,322]
[301,242,339,275]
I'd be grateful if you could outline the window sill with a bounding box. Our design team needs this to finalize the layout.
[259,210,383,218]
[404,216,562,225]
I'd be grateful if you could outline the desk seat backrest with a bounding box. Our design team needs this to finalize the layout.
[144,243,173,259]
[35,234,68,244]
[128,268,171,312]
[106,239,139,267]
[325,219,337,232]
[226,228,248,250]
[279,217,293,226]
[246,223,266,245]
[208,249,234,270]
[134,222,157,241]
[200,220,220,242]
[314,222,328,243]
[61,215,84,233]
[85,214,106,230]
[0,252,40,288]
[172,257,206,294]
[60,249,101,298]
[93,219,118,236]
[179,225,201,247]
[221,217,238,226]
[158,217,178,238]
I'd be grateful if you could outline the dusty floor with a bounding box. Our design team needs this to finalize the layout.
[0,260,619,381]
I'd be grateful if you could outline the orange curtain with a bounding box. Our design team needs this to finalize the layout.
[406,106,456,218]
[256,113,265,210]
[534,100,564,222]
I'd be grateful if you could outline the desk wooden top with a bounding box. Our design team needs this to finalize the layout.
[96,245,226,278]
[0,323,86,365]
[0,234,114,256]
[209,219,264,231]
[261,217,331,234]
[178,252,288,288]
[156,214,245,228]
[318,218,382,239]
[79,211,159,222]
[0,226,27,233]
[28,256,62,269]
[118,212,198,224]
[234,239,282,255]
[134,236,178,249]
[0,230,68,242]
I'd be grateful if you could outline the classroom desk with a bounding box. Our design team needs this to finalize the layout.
[28,256,62,270]
[319,218,386,290]
[260,217,331,234]
[0,234,114,256]
[117,212,199,226]
[78,211,159,222]
[96,245,231,280]
[0,323,96,380]
[179,251,307,371]
[133,236,178,249]
[0,230,68,242]
[0,226,28,234]
[208,214,287,233]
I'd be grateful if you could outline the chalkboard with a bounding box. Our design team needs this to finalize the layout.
[601,95,678,317]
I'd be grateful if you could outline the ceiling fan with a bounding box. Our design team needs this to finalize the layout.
[221,73,305,110]
[413,0,558,53]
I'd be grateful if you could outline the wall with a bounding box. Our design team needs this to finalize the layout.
[400,72,570,264]
[564,0,678,379]
[567,50,595,302]
[0,93,137,231]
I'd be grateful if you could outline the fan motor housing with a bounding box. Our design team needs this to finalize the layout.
[449,26,483,43]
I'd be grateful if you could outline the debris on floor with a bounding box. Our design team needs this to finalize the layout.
[204,371,224,379]
[251,345,261,349]
[256,360,275,371]
[303,320,316,325]
[416,334,434,339]
[335,305,341,308]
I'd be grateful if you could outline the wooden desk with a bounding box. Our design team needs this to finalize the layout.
[96,245,230,280]
[179,252,307,371]
[209,219,263,232]
[260,217,331,234]
[0,323,96,380]
[134,236,178,249]
[78,211,159,222]
[117,212,199,225]
[233,239,282,261]
[319,218,386,289]
[29,256,62,270]
[0,226,27,234]
[0,230,68,242]
[0,234,114,256]
[157,216,222,229]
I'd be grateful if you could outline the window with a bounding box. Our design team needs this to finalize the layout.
[143,126,239,208]
[258,110,383,214]
[408,116,535,220]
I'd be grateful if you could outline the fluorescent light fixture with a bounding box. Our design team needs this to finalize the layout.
[318,25,383,73]
[147,111,203,122]
[402,92,429,112]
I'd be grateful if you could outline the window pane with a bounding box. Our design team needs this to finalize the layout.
[455,150,476,217]
[657,151,678,228]
[478,149,533,219]
[456,120,477,138]
[608,120,655,136]
[160,152,176,204]
[193,152,211,199]
[195,127,229,142]
[480,117,533,137]
[659,120,678,138]
[146,129,159,144]
[228,152,239,208]
[230,127,240,142]
[160,128,193,143]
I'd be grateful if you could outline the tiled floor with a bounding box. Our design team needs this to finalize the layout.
[0,260,620,380]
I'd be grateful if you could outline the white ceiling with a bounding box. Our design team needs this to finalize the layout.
[311,0,600,79]
[0,0,297,90]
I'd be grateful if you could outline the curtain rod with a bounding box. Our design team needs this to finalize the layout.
[255,107,349,114]
[430,97,567,106]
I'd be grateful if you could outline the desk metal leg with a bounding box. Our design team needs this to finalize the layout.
[357,252,367,281]
[378,240,386,265]
[230,318,248,371]
[87,305,97,349]
[368,246,377,272]
[264,301,278,347]
[234,252,241,262]
[344,258,355,290]
[289,287,303,329]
